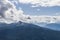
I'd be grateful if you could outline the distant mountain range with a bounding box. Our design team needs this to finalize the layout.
[0,21,60,40]
[46,23,60,31]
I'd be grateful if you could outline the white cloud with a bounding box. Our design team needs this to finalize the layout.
[37,9,40,11]
[0,0,25,24]
[24,15,60,24]
[19,0,60,7]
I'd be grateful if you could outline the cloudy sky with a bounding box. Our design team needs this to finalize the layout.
[10,0,60,16]
[0,0,60,24]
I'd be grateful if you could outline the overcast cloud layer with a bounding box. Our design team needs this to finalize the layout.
[0,0,60,24]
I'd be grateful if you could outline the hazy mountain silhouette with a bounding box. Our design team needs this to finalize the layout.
[46,23,60,31]
[0,22,60,40]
